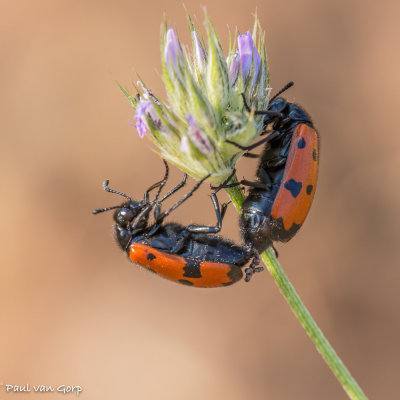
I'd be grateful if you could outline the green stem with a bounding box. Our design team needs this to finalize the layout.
[225,182,368,400]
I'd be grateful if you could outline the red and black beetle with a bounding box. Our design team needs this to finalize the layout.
[224,82,319,254]
[93,161,262,287]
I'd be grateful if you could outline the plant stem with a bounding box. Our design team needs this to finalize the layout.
[225,182,368,400]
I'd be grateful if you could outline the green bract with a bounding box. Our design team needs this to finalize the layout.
[121,13,270,184]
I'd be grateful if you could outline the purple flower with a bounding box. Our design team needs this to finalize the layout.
[164,28,182,74]
[186,114,212,155]
[237,31,261,85]
[134,99,159,138]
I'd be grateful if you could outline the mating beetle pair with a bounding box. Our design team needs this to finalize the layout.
[93,83,319,287]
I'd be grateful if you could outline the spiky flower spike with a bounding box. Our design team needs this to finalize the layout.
[121,13,270,184]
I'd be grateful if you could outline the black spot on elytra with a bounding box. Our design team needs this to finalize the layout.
[312,149,317,161]
[227,265,243,284]
[306,184,313,195]
[284,179,302,198]
[179,279,194,286]
[298,138,306,148]
[273,217,301,241]
[183,259,202,278]
[147,253,156,261]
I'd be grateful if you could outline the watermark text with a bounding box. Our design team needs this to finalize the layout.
[0,383,82,396]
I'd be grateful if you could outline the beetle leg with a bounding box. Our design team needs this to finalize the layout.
[186,170,237,234]
[212,175,271,191]
[220,200,231,221]
[242,152,260,158]
[272,245,279,258]
[170,230,191,253]
[265,156,287,169]
[210,181,241,191]
[239,180,270,189]
[143,159,169,202]
[186,192,223,234]
[153,203,162,222]
[147,223,162,236]
[257,169,272,186]
[143,180,164,203]
[209,169,240,192]
[158,174,188,203]
[226,135,273,152]
[155,174,210,224]
[153,173,188,221]
[244,254,264,282]
[225,128,285,153]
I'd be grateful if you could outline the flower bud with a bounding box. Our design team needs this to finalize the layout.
[164,28,182,74]
[186,114,212,155]
[238,31,261,87]
[227,52,240,86]
[192,30,206,74]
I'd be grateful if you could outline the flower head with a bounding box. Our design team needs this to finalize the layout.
[121,12,270,183]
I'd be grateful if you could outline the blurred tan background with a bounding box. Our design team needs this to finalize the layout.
[1,0,399,399]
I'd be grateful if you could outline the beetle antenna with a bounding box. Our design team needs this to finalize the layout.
[92,180,132,215]
[269,81,294,103]
[92,205,121,215]
[102,180,132,201]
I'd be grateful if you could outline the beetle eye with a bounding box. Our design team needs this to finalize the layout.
[115,208,134,226]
